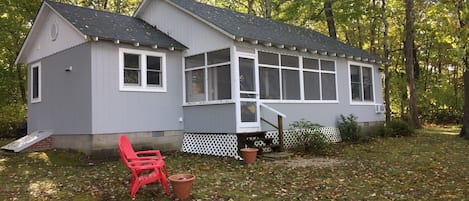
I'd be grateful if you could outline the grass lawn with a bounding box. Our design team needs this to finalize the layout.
[0,127,468,200]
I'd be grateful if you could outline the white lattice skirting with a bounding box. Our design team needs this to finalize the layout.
[181,127,341,157]
[181,133,239,157]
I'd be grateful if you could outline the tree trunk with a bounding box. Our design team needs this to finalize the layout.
[370,0,377,54]
[14,64,26,104]
[115,0,121,13]
[357,18,363,48]
[248,0,255,15]
[265,0,271,18]
[404,0,421,128]
[457,0,469,139]
[324,0,337,39]
[382,0,391,123]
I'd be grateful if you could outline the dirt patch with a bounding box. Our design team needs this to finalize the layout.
[271,157,345,168]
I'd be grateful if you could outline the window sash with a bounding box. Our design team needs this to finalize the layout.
[119,48,166,92]
[31,64,41,103]
[349,64,374,102]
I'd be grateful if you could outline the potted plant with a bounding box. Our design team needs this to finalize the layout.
[240,148,259,164]
[168,173,195,200]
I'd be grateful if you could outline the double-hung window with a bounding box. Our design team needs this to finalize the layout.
[303,58,337,101]
[31,62,41,103]
[349,63,374,103]
[119,48,166,92]
[185,48,231,103]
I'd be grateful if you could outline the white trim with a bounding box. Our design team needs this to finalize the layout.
[257,50,338,103]
[348,61,376,105]
[30,62,42,103]
[183,99,235,106]
[237,52,260,130]
[183,48,233,104]
[16,2,87,64]
[118,48,167,92]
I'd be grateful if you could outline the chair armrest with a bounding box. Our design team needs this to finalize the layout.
[128,160,161,169]
[135,150,164,159]
[127,156,158,161]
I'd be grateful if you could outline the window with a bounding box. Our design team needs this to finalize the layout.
[303,58,337,101]
[31,62,41,103]
[119,48,166,92]
[185,48,231,103]
[349,63,374,102]
[258,51,300,100]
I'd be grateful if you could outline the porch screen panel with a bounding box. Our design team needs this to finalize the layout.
[240,101,257,122]
[304,71,320,100]
[282,69,300,100]
[185,54,204,69]
[208,65,231,100]
[239,58,255,92]
[303,57,337,101]
[321,73,336,100]
[281,55,299,67]
[320,60,335,71]
[207,49,230,65]
[259,67,280,99]
[258,51,279,65]
[185,69,205,102]
[303,58,319,70]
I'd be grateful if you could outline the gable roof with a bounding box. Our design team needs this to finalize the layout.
[44,0,186,50]
[141,0,382,63]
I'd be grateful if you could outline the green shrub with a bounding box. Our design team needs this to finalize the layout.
[337,114,361,142]
[290,119,332,155]
[380,119,415,137]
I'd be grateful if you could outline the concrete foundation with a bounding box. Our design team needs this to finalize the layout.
[52,130,184,158]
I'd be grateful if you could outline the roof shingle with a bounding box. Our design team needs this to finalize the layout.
[167,0,383,62]
[46,0,186,50]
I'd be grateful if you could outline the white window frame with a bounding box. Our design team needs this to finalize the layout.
[183,48,233,105]
[257,50,338,103]
[119,48,166,92]
[348,61,376,105]
[302,57,338,102]
[30,62,41,103]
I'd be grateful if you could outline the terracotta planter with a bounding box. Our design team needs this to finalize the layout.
[240,148,259,164]
[168,174,195,200]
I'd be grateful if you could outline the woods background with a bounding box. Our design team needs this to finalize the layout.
[0,0,467,137]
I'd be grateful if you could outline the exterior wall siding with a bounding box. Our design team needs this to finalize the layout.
[90,42,184,134]
[137,0,234,55]
[183,103,237,133]
[20,5,85,64]
[28,43,92,134]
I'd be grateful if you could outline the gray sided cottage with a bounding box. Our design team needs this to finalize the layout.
[16,0,384,155]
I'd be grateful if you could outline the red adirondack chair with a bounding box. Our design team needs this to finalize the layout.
[119,135,168,176]
[118,135,170,198]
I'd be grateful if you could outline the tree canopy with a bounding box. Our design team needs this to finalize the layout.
[0,0,468,137]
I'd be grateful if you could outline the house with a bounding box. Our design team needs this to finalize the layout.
[15,0,384,155]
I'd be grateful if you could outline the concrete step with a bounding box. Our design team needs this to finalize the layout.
[261,152,294,160]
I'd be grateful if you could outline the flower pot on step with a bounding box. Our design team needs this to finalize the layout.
[168,173,195,200]
[240,148,259,164]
